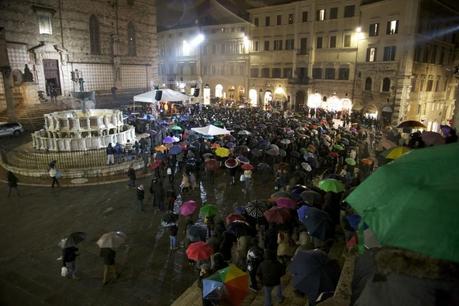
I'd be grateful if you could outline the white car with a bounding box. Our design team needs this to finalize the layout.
[0,122,24,137]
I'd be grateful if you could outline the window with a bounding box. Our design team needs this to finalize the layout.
[264,41,270,51]
[344,5,355,18]
[89,15,101,55]
[317,9,326,21]
[383,46,396,61]
[365,77,372,91]
[283,68,292,78]
[325,68,335,79]
[127,22,136,56]
[343,34,351,47]
[254,41,259,51]
[274,40,283,50]
[338,67,349,80]
[426,80,433,91]
[329,7,338,20]
[254,17,259,26]
[316,36,323,49]
[265,16,270,26]
[366,47,377,62]
[285,39,294,50]
[272,68,281,78]
[382,78,391,92]
[386,20,399,35]
[300,38,307,53]
[261,68,270,78]
[38,12,53,34]
[312,68,322,79]
[369,23,379,37]
[127,0,134,6]
[250,68,259,77]
[288,14,294,24]
[302,11,308,22]
[329,36,336,48]
[277,15,282,25]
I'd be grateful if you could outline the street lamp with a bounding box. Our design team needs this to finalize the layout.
[351,26,365,106]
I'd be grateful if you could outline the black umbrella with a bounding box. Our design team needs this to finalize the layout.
[187,223,208,242]
[227,220,252,237]
[59,232,87,248]
[245,200,266,218]
[161,212,178,227]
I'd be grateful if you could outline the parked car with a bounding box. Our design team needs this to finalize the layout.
[0,122,24,137]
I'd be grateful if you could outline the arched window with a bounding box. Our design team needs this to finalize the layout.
[127,22,136,56]
[382,77,391,92]
[89,15,100,55]
[365,77,372,91]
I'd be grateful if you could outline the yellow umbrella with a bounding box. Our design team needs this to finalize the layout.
[215,147,230,158]
[385,146,411,160]
[155,145,167,153]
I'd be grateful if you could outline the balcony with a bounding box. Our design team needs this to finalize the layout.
[288,77,309,85]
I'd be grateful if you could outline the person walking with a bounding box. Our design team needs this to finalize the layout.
[169,223,178,250]
[257,250,286,306]
[136,184,145,212]
[150,177,165,210]
[106,143,115,165]
[7,171,19,197]
[62,246,79,279]
[127,165,136,187]
[100,247,118,285]
[49,163,60,188]
[246,239,264,291]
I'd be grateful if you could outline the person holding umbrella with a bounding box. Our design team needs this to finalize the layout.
[59,232,86,280]
[97,231,126,285]
[246,238,264,291]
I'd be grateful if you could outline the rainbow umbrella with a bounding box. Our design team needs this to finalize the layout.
[203,264,249,306]
[215,147,230,158]
[179,200,198,216]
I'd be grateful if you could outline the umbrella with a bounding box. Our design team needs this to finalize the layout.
[187,224,207,242]
[211,143,221,149]
[275,197,297,209]
[213,121,224,127]
[225,158,238,168]
[270,191,291,200]
[397,120,426,129]
[155,145,167,152]
[345,158,356,166]
[58,232,87,249]
[203,152,214,159]
[96,231,127,249]
[257,162,271,172]
[241,163,254,171]
[289,250,339,304]
[172,136,180,143]
[179,200,198,216]
[300,207,333,240]
[319,178,345,193]
[291,185,308,200]
[421,131,445,146]
[171,125,183,131]
[227,220,252,237]
[360,158,374,166]
[236,156,249,164]
[205,159,219,171]
[225,142,236,148]
[301,162,312,172]
[280,139,291,145]
[169,145,182,155]
[328,151,339,158]
[226,213,244,225]
[215,147,230,158]
[203,264,249,306]
[333,144,345,151]
[238,130,251,136]
[245,201,266,218]
[200,203,218,218]
[186,241,213,261]
[345,143,459,263]
[385,146,410,160]
[264,207,291,224]
[300,190,322,206]
[163,136,175,144]
[161,212,178,227]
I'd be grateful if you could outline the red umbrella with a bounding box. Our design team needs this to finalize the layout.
[275,197,297,209]
[186,241,213,261]
[328,152,339,159]
[241,163,254,171]
[149,159,162,170]
[225,213,244,225]
[205,159,219,171]
[264,207,291,224]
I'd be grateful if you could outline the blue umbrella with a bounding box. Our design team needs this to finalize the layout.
[300,207,333,241]
[225,142,235,148]
[236,155,249,164]
[297,205,311,222]
[155,152,166,159]
[169,145,182,155]
[291,185,308,200]
[163,136,175,144]
[289,250,339,305]
[202,279,225,300]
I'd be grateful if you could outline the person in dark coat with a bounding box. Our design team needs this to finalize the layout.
[100,248,118,285]
[219,231,236,261]
[136,184,145,212]
[7,171,19,197]
[127,165,136,187]
[211,252,228,272]
[169,223,178,250]
[264,223,278,252]
[150,177,165,210]
[247,238,264,291]
[257,250,286,306]
[62,246,79,279]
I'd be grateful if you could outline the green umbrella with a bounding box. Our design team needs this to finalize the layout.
[171,125,183,131]
[319,178,345,193]
[345,143,459,263]
[213,121,224,128]
[345,158,356,166]
[200,203,218,218]
[333,144,345,151]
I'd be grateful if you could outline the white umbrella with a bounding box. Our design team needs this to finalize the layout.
[133,88,190,103]
[191,124,231,136]
[97,231,127,249]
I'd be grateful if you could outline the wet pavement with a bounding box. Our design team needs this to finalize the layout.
[0,167,274,306]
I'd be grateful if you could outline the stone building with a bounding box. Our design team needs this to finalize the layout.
[0,0,158,117]
[157,0,250,102]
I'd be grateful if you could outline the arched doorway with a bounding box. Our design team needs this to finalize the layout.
[295,90,305,111]
[215,84,223,98]
[249,89,258,107]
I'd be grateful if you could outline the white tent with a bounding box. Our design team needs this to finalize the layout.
[133,89,190,103]
[191,124,231,136]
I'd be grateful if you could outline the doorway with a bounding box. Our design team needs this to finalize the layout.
[295,90,305,111]
[43,59,61,96]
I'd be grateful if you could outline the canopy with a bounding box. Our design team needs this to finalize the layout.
[191,124,231,136]
[133,88,190,103]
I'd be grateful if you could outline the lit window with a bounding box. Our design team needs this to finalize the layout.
[317,9,326,21]
[386,20,399,35]
[366,47,377,62]
[38,12,52,34]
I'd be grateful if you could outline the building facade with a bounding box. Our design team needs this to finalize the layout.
[0,0,158,115]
